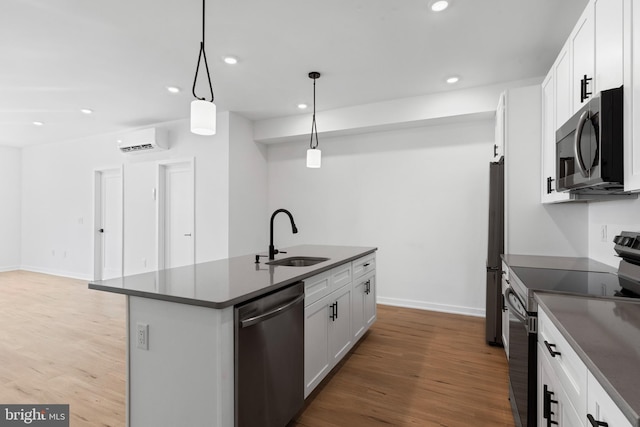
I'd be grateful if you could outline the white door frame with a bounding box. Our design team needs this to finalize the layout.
[93,165,124,281]
[156,158,195,270]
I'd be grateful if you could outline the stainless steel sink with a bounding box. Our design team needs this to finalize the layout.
[266,256,329,267]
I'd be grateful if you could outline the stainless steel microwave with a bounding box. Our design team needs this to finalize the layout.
[556,86,624,193]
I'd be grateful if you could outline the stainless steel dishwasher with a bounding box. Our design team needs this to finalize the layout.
[234,282,304,427]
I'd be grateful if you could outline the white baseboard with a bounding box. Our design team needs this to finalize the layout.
[377,296,486,318]
[19,265,92,281]
[0,265,20,273]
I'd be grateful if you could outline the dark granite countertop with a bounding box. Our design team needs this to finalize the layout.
[535,293,640,427]
[501,254,617,273]
[89,245,377,309]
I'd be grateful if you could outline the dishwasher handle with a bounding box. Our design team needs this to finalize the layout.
[240,294,304,328]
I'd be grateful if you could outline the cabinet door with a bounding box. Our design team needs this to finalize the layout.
[587,371,633,427]
[328,286,353,366]
[624,0,640,191]
[594,0,624,92]
[304,298,330,398]
[572,4,595,112]
[555,44,573,127]
[538,346,584,427]
[352,277,366,340]
[364,274,376,328]
[542,71,574,203]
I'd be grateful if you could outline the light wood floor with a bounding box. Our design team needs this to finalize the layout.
[0,271,514,427]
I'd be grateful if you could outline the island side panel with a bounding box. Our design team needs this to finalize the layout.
[127,296,234,427]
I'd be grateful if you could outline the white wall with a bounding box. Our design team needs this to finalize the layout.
[588,199,640,267]
[505,85,588,256]
[228,113,268,257]
[0,146,22,271]
[267,119,495,316]
[21,117,231,280]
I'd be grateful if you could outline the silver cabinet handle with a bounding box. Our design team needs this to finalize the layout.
[184,233,192,236]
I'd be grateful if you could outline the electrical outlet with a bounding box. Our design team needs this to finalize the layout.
[601,225,608,243]
[137,323,149,350]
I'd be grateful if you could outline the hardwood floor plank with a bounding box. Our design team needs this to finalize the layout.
[1,271,514,427]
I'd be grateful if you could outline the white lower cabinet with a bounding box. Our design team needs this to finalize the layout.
[352,271,376,341]
[304,255,376,398]
[587,371,633,427]
[538,341,584,427]
[538,306,633,427]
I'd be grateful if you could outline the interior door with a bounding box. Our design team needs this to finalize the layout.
[95,168,123,280]
[159,161,194,269]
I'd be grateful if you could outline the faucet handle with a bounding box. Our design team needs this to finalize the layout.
[279,251,287,255]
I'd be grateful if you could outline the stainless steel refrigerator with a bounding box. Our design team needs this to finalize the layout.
[486,156,504,346]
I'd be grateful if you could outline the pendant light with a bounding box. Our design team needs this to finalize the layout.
[306,72,321,168]
[190,0,216,135]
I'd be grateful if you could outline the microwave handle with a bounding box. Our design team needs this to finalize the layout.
[574,110,590,178]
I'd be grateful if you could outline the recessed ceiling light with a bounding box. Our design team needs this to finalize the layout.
[430,0,449,12]
[166,86,181,94]
[297,103,308,110]
[446,76,460,84]
[33,121,44,126]
[223,56,238,65]
[81,108,93,114]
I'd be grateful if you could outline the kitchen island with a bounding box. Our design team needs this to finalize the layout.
[89,245,377,427]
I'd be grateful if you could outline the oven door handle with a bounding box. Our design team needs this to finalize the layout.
[504,287,527,323]
[574,110,591,178]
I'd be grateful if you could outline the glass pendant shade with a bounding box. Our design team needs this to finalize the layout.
[190,99,217,135]
[306,148,321,168]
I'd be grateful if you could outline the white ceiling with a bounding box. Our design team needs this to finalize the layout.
[1,0,588,148]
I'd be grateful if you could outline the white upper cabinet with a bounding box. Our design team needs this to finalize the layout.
[571,4,596,112]
[555,43,573,127]
[624,0,640,191]
[542,69,575,203]
[594,0,624,92]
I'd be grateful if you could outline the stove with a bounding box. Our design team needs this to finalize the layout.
[504,231,640,427]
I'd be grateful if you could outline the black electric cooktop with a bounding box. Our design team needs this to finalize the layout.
[510,266,640,299]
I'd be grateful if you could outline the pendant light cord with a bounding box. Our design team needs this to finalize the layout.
[310,74,319,149]
[192,0,215,102]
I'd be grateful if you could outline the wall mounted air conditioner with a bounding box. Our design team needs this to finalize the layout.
[117,128,168,153]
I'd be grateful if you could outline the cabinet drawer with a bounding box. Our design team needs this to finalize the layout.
[330,263,352,292]
[352,253,375,279]
[538,308,588,417]
[304,270,331,307]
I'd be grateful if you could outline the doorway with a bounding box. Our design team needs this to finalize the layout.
[93,167,123,280]
[157,159,195,270]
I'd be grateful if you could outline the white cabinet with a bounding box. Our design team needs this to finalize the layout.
[571,4,596,112]
[541,70,576,203]
[353,271,376,341]
[304,254,376,398]
[538,306,634,427]
[587,371,633,427]
[328,284,352,365]
[555,43,573,127]
[304,283,353,398]
[304,296,331,397]
[538,347,584,427]
[623,0,640,191]
[594,0,624,92]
